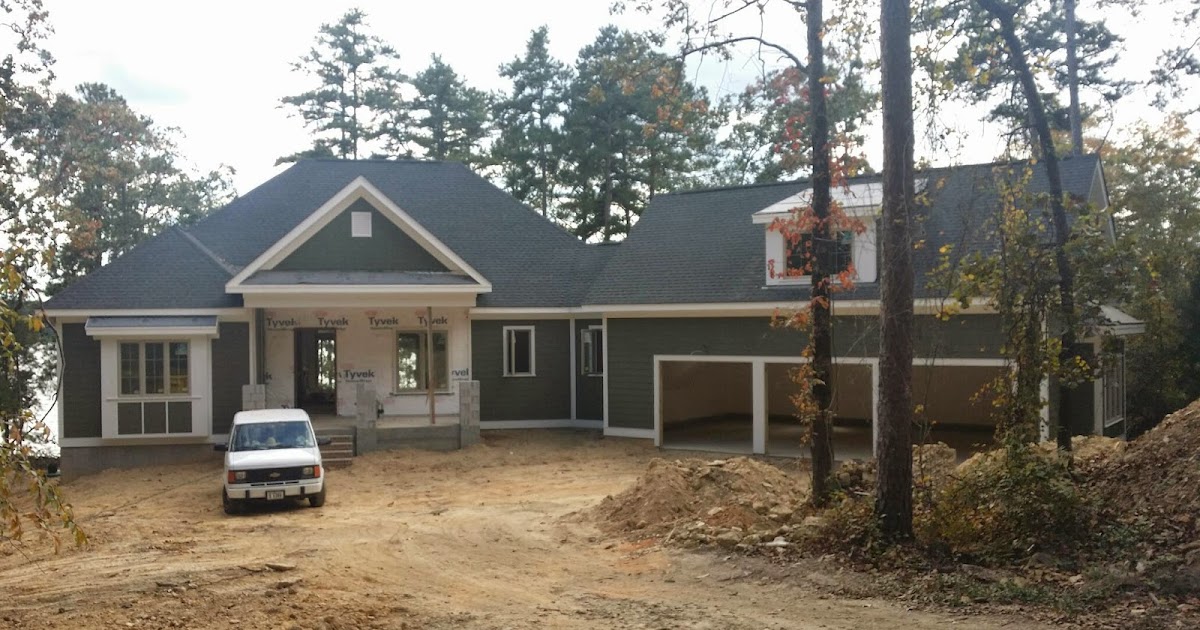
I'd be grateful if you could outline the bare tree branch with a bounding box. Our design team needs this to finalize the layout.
[681,36,807,72]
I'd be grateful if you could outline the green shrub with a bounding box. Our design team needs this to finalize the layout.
[918,445,1092,562]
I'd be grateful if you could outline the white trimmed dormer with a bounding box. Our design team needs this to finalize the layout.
[753,181,884,287]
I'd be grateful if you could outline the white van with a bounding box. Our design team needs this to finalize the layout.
[215,409,329,514]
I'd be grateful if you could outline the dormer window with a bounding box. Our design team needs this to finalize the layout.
[753,181,896,287]
[785,231,854,277]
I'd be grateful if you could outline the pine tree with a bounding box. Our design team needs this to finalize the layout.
[492,27,571,217]
[279,9,401,163]
[560,26,717,241]
[406,55,491,168]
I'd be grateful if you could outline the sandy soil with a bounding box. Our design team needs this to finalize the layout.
[0,430,1053,629]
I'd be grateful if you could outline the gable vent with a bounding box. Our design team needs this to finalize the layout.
[351,211,372,238]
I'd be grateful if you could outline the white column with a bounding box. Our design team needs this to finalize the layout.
[652,356,662,446]
[752,359,766,455]
[569,317,577,421]
[602,315,609,432]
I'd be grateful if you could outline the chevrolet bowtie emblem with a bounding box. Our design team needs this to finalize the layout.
[269,472,281,479]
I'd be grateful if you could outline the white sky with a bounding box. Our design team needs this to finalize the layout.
[40,0,1193,194]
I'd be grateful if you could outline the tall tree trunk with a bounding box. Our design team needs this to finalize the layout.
[877,0,916,539]
[980,0,1077,451]
[1066,0,1083,156]
[807,0,835,507]
[352,67,361,159]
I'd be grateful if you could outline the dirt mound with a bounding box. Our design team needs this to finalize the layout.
[834,442,959,497]
[1089,399,1200,552]
[590,457,807,543]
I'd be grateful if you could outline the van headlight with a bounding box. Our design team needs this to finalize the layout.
[227,470,246,483]
[301,465,321,479]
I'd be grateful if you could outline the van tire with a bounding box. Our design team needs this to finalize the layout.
[308,486,326,508]
[223,489,242,515]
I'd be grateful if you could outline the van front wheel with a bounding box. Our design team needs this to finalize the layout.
[223,489,243,515]
[308,486,326,508]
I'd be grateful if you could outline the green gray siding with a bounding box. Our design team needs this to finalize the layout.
[575,319,604,421]
[275,199,449,272]
[607,315,1006,430]
[212,322,250,435]
[472,320,570,421]
[62,323,102,438]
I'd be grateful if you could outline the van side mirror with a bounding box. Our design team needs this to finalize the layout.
[317,437,332,446]
[213,443,228,452]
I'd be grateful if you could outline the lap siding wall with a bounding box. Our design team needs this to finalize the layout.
[472,319,571,421]
[606,315,1007,431]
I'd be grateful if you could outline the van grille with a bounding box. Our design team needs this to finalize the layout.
[243,467,305,484]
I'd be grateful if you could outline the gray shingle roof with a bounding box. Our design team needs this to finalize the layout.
[187,160,592,308]
[44,227,242,310]
[583,155,1103,305]
[45,155,1104,312]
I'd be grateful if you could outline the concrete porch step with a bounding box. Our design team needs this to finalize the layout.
[323,457,354,470]
[316,426,358,462]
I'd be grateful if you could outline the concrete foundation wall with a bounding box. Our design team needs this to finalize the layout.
[61,443,219,480]
[375,425,462,451]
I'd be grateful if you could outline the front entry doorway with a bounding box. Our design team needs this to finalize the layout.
[295,328,337,415]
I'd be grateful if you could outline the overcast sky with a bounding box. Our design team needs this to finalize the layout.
[40,0,1190,194]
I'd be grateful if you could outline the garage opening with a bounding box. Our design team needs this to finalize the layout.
[660,360,753,453]
[766,363,873,459]
[912,364,1004,455]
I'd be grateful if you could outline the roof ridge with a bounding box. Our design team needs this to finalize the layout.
[299,158,448,165]
[175,227,239,276]
[661,153,1099,198]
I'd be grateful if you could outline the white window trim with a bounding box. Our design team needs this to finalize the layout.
[762,217,878,287]
[350,210,373,238]
[100,336,211,439]
[394,329,451,394]
[502,325,536,377]
[117,340,193,398]
[581,325,604,377]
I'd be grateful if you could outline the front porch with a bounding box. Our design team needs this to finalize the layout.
[309,413,462,430]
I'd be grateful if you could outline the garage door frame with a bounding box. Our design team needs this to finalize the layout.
[653,355,1010,455]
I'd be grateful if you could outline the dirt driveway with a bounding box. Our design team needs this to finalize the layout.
[0,431,1051,629]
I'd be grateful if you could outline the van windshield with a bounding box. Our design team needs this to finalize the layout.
[230,421,315,452]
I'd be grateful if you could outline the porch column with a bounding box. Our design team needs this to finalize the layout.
[752,359,766,455]
[254,308,266,385]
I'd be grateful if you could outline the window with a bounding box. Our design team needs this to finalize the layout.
[396,331,448,392]
[581,327,603,376]
[503,326,535,377]
[118,341,190,396]
[785,231,853,276]
[1102,351,1126,428]
[351,211,373,238]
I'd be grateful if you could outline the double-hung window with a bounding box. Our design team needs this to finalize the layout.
[115,341,192,435]
[503,326,535,377]
[118,341,190,396]
[396,331,449,392]
[580,327,603,376]
[785,231,854,277]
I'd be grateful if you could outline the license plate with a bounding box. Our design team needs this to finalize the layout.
[266,490,285,501]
